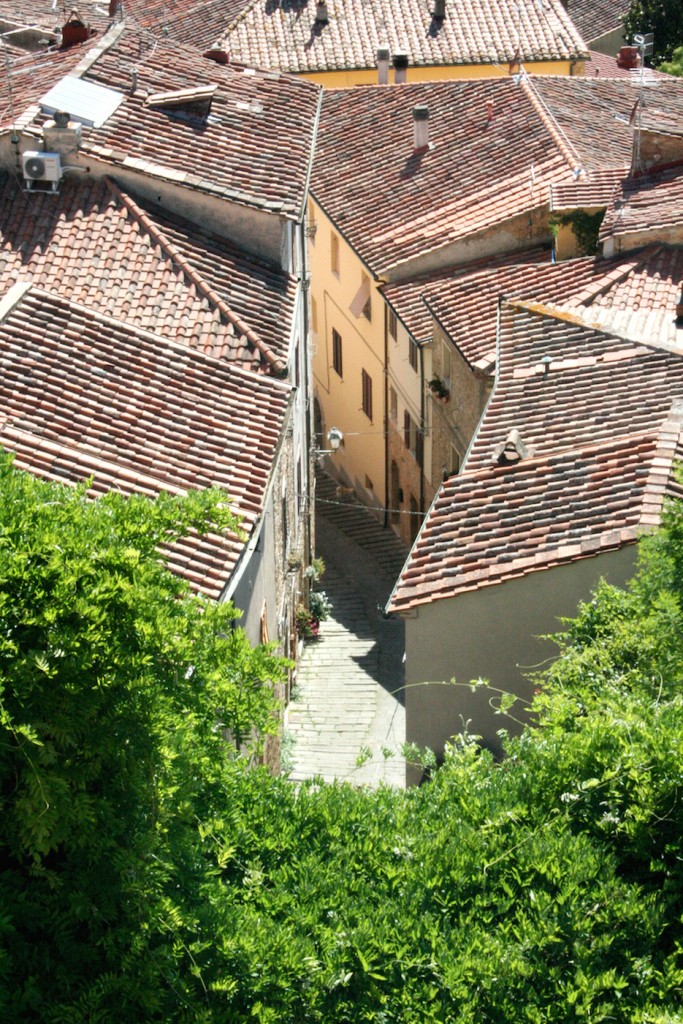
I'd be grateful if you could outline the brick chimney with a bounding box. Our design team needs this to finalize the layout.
[393,51,408,84]
[377,46,390,85]
[315,2,329,25]
[413,105,429,150]
[433,0,446,18]
[60,10,91,48]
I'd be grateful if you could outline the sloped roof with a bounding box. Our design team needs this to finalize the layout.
[312,77,574,277]
[0,174,295,372]
[566,0,628,44]
[6,22,320,219]
[550,168,624,210]
[467,301,683,470]
[600,166,683,245]
[389,302,683,612]
[529,76,683,172]
[218,0,587,76]
[383,245,683,369]
[389,428,682,612]
[0,285,291,598]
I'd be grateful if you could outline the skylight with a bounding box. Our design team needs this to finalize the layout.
[39,76,124,129]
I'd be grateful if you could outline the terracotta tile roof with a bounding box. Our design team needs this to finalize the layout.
[600,166,683,244]
[389,428,682,611]
[121,0,252,51]
[529,76,683,172]
[0,41,92,129]
[583,50,669,80]
[466,301,683,471]
[0,285,291,598]
[385,244,683,371]
[382,247,549,349]
[312,78,575,278]
[10,22,320,219]
[566,0,628,44]
[550,168,624,209]
[389,302,683,611]
[218,0,587,76]
[0,174,294,372]
[563,246,683,346]
[2,0,250,50]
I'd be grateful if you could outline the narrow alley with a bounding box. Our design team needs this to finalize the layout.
[285,472,409,787]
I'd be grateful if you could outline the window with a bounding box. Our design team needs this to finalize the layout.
[361,274,372,321]
[332,328,343,377]
[361,369,373,420]
[389,386,398,423]
[408,336,418,372]
[388,309,397,341]
[331,232,339,276]
[404,410,422,462]
[307,198,316,244]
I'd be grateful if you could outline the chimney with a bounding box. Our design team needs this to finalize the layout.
[486,99,494,123]
[677,289,683,325]
[315,2,329,25]
[432,0,446,18]
[393,51,408,84]
[43,112,82,157]
[377,46,390,85]
[412,105,429,150]
[203,48,230,65]
[60,10,91,48]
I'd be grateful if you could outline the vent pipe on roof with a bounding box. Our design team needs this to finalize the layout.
[377,46,390,85]
[486,99,494,123]
[432,0,446,18]
[315,2,329,24]
[413,105,430,150]
[493,429,529,465]
[393,51,408,83]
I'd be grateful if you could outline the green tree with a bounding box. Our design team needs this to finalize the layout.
[6,444,683,1022]
[623,0,683,66]
[0,453,287,1021]
[661,44,683,75]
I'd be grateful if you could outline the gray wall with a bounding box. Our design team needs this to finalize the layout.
[404,546,637,783]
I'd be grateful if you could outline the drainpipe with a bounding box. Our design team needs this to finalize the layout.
[383,298,390,528]
[419,339,425,516]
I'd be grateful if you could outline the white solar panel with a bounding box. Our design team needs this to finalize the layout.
[39,76,124,129]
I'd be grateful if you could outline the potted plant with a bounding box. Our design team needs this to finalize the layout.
[428,375,450,402]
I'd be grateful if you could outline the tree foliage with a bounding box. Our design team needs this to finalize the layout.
[0,454,287,1021]
[623,0,683,66]
[4,450,683,1021]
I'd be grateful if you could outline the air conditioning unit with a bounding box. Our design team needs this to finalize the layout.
[22,150,62,190]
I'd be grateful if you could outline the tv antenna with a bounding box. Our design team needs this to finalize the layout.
[632,32,653,175]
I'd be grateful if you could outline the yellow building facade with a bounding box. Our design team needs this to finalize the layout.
[302,60,581,89]
[310,199,388,510]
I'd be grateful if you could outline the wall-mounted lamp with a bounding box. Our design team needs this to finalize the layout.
[314,426,344,457]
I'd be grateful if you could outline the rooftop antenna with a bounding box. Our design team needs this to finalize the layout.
[632,32,653,175]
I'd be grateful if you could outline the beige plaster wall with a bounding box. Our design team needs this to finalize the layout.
[403,546,637,783]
